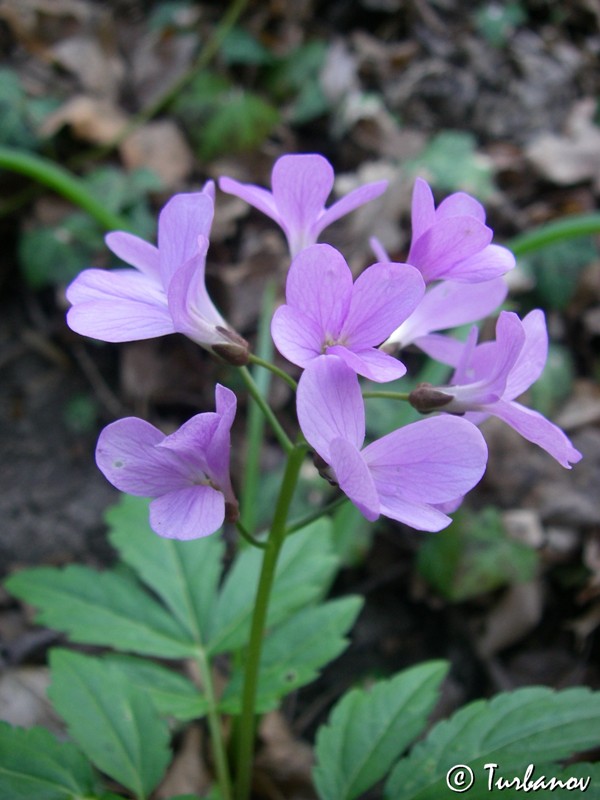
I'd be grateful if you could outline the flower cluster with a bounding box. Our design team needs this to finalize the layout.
[66,153,581,540]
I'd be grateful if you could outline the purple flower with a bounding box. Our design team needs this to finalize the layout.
[66,184,249,365]
[383,276,508,352]
[96,385,238,539]
[407,178,515,284]
[219,154,388,257]
[271,244,425,382]
[297,356,488,531]
[409,310,582,469]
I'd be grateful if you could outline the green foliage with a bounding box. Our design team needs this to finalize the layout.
[62,392,99,434]
[220,597,363,713]
[5,563,198,659]
[407,131,495,199]
[529,343,575,417]
[6,495,340,661]
[18,166,160,288]
[313,661,448,800]
[221,28,274,66]
[48,649,171,798]
[265,41,329,124]
[173,71,279,161]
[474,2,527,47]
[104,654,208,721]
[0,69,58,149]
[0,722,98,800]
[331,501,373,567]
[523,236,597,311]
[384,685,600,799]
[417,506,538,602]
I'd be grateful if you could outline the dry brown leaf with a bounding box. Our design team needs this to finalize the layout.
[50,34,124,100]
[0,667,62,733]
[120,121,194,188]
[476,580,544,658]
[526,99,600,189]
[40,95,129,144]
[255,711,316,800]
[155,725,212,799]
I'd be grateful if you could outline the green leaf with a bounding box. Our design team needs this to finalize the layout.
[220,596,363,713]
[313,661,448,800]
[5,564,196,658]
[105,654,208,721]
[525,236,597,311]
[207,519,339,654]
[0,722,97,800]
[331,502,373,567]
[384,686,600,799]
[107,495,224,646]
[529,343,575,417]
[48,649,171,799]
[417,506,538,602]
[407,131,495,199]
[199,90,279,160]
[221,28,274,65]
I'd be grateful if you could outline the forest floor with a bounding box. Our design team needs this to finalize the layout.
[1,1,600,797]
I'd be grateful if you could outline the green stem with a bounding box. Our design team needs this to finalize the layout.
[248,353,298,390]
[286,493,348,536]
[241,282,276,532]
[234,444,306,800]
[0,147,132,231]
[362,390,411,401]
[508,212,600,256]
[195,648,233,800]
[238,366,294,454]
[236,520,267,549]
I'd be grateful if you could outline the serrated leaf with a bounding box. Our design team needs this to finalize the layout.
[220,596,363,714]
[107,495,224,646]
[0,722,97,800]
[105,654,207,721]
[48,650,171,799]
[5,565,196,659]
[314,661,448,800]
[385,686,600,799]
[207,519,339,654]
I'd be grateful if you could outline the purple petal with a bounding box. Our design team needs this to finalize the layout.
[271,305,323,366]
[326,345,407,382]
[285,244,352,336]
[66,269,175,342]
[105,232,161,282]
[446,244,515,283]
[271,154,334,241]
[328,437,380,521]
[158,413,219,477]
[218,177,279,222]
[387,277,508,348]
[341,263,425,347]
[489,400,582,469]
[504,309,548,400]
[415,333,466,366]
[149,485,225,540]
[296,356,365,462]
[470,311,526,398]
[315,180,388,237]
[96,418,191,496]
[167,240,228,346]
[408,217,493,283]
[158,192,214,285]
[206,385,237,500]
[436,191,486,223]
[363,415,488,503]
[410,178,436,241]
[378,494,453,532]
[369,236,390,263]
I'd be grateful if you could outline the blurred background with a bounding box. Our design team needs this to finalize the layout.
[0,0,599,781]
